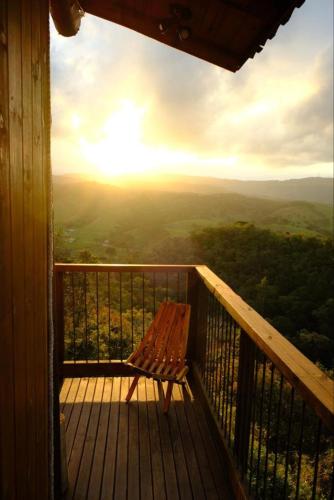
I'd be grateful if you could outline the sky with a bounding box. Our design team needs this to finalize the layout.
[50,0,333,181]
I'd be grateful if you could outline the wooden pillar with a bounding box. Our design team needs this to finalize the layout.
[0,1,52,498]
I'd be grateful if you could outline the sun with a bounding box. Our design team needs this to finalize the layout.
[80,100,151,178]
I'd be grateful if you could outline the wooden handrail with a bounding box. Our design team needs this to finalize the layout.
[195,265,334,432]
[54,263,196,273]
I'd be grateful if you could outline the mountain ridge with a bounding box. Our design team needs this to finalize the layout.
[53,173,333,205]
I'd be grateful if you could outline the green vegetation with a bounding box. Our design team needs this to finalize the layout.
[153,224,334,370]
[54,179,332,263]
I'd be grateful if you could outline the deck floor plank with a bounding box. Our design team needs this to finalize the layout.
[127,377,140,500]
[165,385,192,500]
[75,378,104,499]
[60,378,72,413]
[114,378,129,500]
[100,377,120,500]
[87,378,113,500]
[65,378,88,460]
[179,384,219,499]
[172,382,207,500]
[137,378,153,500]
[66,378,97,499]
[60,377,232,500]
[146,378,167,500]
[63,378,80,433]
[156,382,180,500]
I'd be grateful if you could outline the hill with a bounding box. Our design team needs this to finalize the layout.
[53,178,332,261]
[54,174,333,205]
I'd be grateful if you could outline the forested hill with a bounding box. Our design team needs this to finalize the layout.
[53,178,332,262]
[53,174,333,205]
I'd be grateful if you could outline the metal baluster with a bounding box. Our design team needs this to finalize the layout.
[84,272,88,362]
[248,352,259,494]
[119,272,123,361]
[272,374,284,499]
[71,273,76,362]
[221,308,229,429]
[282,386,295,499]
[224,314,233,437]
[255,357,267,498]
[108,272,111,361]
[217,304,225,421]
[130,272,134,351]
[228,321,237,447]
[295,401,305,499]
[153,272,156,316]
[311,419,322,500]
[142,272,145,339]
[96,272,99,362]
[263,364,275,498]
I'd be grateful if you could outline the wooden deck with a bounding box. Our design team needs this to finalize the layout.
[60,377,232,500]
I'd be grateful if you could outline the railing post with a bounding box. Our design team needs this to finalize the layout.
[234,330,256,477]
[54,270,64,384]
[187,270,208,370]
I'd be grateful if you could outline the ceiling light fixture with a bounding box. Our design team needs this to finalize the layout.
[158,3,192,41]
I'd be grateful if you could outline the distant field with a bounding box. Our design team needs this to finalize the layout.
[53,177,332,261]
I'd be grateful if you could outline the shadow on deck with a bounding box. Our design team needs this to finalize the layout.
[60,377,232,500]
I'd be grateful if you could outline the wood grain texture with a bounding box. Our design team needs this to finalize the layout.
[60,377,232,499]
[55,263,195,273]
[0,1,51,497]
[126,302,191,388]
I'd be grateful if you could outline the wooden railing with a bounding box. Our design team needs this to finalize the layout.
[54,263,334,499]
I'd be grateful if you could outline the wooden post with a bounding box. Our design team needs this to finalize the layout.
[0,0,51,497]
[234,330,256,477]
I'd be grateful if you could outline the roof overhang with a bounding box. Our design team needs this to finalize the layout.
[50,0,305,72]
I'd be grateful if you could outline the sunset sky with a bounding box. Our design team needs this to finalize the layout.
[51,0,333,181]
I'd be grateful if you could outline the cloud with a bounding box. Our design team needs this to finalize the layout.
[50,2,333,179]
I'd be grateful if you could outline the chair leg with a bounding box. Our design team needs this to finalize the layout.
[126,375,140,402]
[163,381,174,414]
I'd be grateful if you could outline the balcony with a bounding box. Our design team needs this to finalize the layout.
[54,264,334,499]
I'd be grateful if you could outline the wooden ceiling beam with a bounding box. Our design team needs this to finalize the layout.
[80,0,242,71]
[50,0,84,37]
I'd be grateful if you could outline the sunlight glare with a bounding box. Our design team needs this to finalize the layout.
[80,100,150,177]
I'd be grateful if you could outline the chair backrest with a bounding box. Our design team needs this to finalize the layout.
[127,302,191,372]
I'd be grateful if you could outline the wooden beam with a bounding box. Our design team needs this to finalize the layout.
[50,0,84,37]
[62,360,136,378]
[54,263,196,273]
[80,0,242,71]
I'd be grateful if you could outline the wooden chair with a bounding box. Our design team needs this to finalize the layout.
[125,301,191,413]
